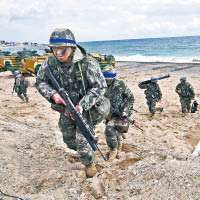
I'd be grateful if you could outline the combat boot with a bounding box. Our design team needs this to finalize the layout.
[25,97,29,103]
[182,113,186,117]
[122,133,127,139]
[85,163,97,178]
[107,148,118,162]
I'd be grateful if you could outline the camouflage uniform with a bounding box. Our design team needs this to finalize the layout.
[104,78,134,149]
[175,81,195,113]
[139,82,162,114]
[14,74,29,102]
[36,45,110,167]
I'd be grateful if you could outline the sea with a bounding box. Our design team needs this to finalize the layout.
[1,35,200,63]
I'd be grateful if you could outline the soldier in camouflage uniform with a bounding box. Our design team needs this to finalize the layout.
[36,28,110,177]
[175,77,195,115]
[13,71,29,102]
[102,65,134,162]
[138,77,162,116]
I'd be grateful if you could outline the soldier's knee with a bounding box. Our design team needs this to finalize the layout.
[105,125,116,137]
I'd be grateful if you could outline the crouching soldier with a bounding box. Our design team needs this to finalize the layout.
[175,77,195,116]
[138,77,162,116]
[13,71,29,102]
[102,65,134,162]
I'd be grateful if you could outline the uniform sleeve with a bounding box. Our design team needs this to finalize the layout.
[175,84,180,94]
[35,57,57,103]
[79,57,107,111]
[188,83,195,98]
[122,82,134,116]
[139,83,147,89]
[157,85,162,100]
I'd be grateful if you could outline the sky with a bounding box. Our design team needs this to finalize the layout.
[1,0,200,44]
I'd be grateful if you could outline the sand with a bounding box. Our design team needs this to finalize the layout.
[0,61,200,200]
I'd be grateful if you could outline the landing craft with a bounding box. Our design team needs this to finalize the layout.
[91,53,115,70]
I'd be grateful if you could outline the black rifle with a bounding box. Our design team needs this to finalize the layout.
[110,107,143,131]
[45,66,107,161]
[12,77,17,95]
[191,101,198,113]
[140,74,170,86]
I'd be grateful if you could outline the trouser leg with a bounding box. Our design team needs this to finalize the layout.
[59,114,77,151]
[180,99,187,113]
[17,91,24,101]
[147,99,156,114]
[76,126,94,167]
[105,117,121,150]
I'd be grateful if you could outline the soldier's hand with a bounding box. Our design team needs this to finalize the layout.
[69,105,83,120]
[177,89,181,94]
[51,92,66,106]
[138,82,141,87]
[75,105,83,114]
[122,112,127,118]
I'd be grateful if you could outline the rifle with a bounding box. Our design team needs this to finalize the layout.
[191,101,198,113]
[45,66,107,161]
[12,77,17,95]
[110,107,143,131]
[140,74,170,86]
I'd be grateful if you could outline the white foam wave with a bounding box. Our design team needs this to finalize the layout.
[115,54,200,63]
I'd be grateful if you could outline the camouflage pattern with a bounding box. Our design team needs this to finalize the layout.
[49,28,76,47]
[14,74,29,102]
[175,81,195,113]
[139,82,162,114]
[36,45,110,167]
[104,78,134,149]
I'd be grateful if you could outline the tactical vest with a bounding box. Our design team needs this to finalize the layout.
[48,55,90,105]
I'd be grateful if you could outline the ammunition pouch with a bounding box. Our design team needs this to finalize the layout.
[115,118,129,133]
[89,96,110,125]
[70,91,80,105]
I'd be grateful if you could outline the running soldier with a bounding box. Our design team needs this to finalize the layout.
[103,65,134,162]
[175,77,195,116]
[13,71,29,102]
[36,28,110,177]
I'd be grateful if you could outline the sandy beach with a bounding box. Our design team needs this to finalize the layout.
[0,61,200,199]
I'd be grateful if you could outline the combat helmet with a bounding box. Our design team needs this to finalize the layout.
[180,77,186,82]
[49,28,76,48]
[151,77,158,83]
[14,71,21,75]
[102,65,116,80]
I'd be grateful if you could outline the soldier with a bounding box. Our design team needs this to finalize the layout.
[36,28,110,177]
[175,77,195,116]
[138,77,162,116]
[103,65,134,162]
[13,71,29,102]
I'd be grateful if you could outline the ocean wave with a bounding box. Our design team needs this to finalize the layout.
[115,54,200,63]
